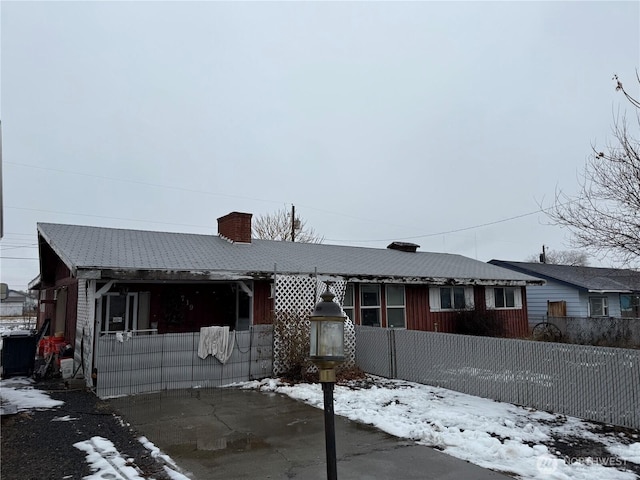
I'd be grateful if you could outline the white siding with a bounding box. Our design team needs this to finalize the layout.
[527,282,626,318]
[75,279,95,387]
[0,304,23,316]
[525,281,586,317]
[583,292,623,317]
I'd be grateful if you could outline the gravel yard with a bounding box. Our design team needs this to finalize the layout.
[1,378,173,480]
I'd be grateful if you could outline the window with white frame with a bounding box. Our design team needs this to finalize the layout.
[589,296,608,317]
[343,283,354,321]
[360,284,380,327]
[386,285,405,328]
[101,292,138,333]
[486,287,522,309]
[430,286,474,311]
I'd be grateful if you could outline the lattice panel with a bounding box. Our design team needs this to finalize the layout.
[317,279,356,370]
[272,275,356,376]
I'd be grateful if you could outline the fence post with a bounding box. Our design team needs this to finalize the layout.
[388,329,397,379]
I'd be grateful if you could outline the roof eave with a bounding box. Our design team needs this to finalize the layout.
[588,289,633,294]
[37,224,78,277]
[27,274,42,291]
[78,268,262,282]
[76,268,540,286]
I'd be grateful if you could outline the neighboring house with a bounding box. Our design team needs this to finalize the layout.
[488,260,640,319]
[0,289,33,317]
[29,211,541,386]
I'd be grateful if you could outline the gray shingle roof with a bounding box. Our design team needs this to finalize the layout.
[37,223,540,284]
[489,260,640,292]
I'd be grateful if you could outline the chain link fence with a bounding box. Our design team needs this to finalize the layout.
[356,326,640,429]
[95,325,273,398]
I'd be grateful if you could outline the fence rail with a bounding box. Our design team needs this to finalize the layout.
[355,326,640,429]
[95,325,273,398]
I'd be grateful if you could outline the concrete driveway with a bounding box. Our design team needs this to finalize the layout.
[110,387,513,480]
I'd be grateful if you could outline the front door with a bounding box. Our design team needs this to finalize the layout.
[101,292,138,333]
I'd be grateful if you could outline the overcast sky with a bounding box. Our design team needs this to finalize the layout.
[1,1,639,290]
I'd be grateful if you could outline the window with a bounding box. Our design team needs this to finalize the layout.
[236,289,252,331]
[589,297,608,317]
[101,292,138,333]
[343,283,354,321]
[386,285,405,328]
[360,284,380,327]
[441,287,466,310]
[430,286,474,311]
[620,294,640,318]
[495,288,515,308]
[486,287,522,310]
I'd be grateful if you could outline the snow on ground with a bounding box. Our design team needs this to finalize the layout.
[0,377,187,480]
[0,377,64,411]
[138,436,191,480]
[3,373,638,479]
[73,435,190,480]
[0,317,37,354]
[235,375,640,480]
[0,317,37,335]
[73,437,147,480]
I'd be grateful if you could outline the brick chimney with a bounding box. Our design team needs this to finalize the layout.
[217,212,253,243]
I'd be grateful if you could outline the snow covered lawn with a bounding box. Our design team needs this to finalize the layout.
[236,375,640,480]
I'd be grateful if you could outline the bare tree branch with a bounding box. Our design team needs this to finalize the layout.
[252,207,324,243]
[525,248,590,266]
[546,73,640,267]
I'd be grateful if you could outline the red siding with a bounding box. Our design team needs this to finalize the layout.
[37,290,56,333]
[404,284,528,338]
[36,256,78,344]
[253,281,273,324]
[405,285,430,330]
[64,283,78,341]
[473,285,529,337]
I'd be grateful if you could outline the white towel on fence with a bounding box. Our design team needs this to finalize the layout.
[198,326,235,364]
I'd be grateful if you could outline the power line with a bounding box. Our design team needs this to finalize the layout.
[7,162,405,231]
[6,161,570,245]
[6,161,283,206]
[6,206,212,230]
[326,203,568,243]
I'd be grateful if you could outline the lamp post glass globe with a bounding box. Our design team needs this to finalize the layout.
[309,288,346,381]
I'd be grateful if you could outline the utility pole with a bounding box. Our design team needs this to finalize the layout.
[291,204,296,242]
[539,245,547,264]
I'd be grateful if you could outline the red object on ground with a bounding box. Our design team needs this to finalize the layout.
[39,337,66,357]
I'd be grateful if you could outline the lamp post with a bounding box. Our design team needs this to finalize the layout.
[309,285,346,480]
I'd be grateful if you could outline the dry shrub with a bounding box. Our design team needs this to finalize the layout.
[336,365,367,383]
[274,310,367,384]
[452,309,507,337]
[273,310,315,382]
